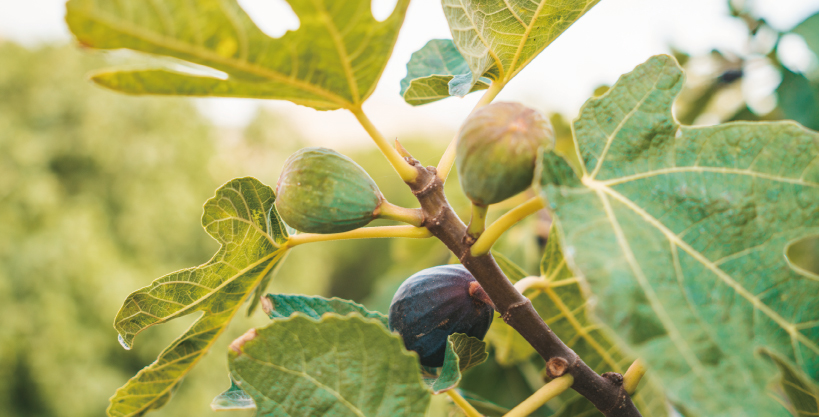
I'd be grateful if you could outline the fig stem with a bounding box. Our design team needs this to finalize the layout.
[514,276,581,295]
[436,80,506,182]
[350,106,419,183]
[623,358,647,395]
[285,226,431,247]
[445,389,483,417]
[466,204,488,239]
[471,196,546,256]
[377,201,424,226]
[503,375,574,417]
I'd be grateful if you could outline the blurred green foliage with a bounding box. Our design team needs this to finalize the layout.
[0,42,546,417]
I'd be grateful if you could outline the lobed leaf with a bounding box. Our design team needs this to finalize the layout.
[441,0,599,94]
[539,54,819,416]
[229,314,431,417]
[65,0,410,110]
[108,177,289,417]
[399,39,489,105]
[427,333,489,393]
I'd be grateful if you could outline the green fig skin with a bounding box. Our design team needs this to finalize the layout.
[275,147,382,234]
[456,102,555,206]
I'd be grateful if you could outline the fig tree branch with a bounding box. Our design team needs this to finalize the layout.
[285,225,431,247]
[504,374,574,417]
[471,196,546,256]
[404,162,642,417]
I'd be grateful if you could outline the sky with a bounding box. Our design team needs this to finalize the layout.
[2,0,819,147]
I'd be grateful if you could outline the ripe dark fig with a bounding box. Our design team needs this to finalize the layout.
[389,265,494,367]
[275,147,382,234]
[456,102,555,206]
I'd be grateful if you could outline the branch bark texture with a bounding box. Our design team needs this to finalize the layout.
[406,161,641,417]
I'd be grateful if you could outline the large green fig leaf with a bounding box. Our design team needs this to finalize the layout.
[539,54,819,416]
[109,177,289,417]
[228,314,431,416]
[441,0,599,95]
[427,333,489,394]
[65,0,410,110]
[399,39,489,106]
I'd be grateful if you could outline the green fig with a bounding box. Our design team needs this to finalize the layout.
[275,147,383,234]
[456,102,555,206]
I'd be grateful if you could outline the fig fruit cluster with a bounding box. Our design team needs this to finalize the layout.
[388,265,494,367]
[275,147,383,234]
[456,102,555,206]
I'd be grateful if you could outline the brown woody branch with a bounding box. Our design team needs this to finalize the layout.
[405,160,641,417]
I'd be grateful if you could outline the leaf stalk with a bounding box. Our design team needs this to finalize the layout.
[351,106,419,183]
[471,196,545,257]
[446,390,484,417]
[285,226,431,247]
[503,374,574,417]
[623,358,647,395]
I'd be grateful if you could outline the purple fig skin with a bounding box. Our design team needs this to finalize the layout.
[456,102,554,206]
[388,265,494,367]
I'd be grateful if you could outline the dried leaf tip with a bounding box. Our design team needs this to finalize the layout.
[230,329,258,355]
[261,295,275,317]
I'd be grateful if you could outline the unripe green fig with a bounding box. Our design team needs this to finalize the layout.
[389,265,494,367]
[275,147,382,234]
[456,102,555,206]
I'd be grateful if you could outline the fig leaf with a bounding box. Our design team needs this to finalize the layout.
[211,377,255,411]
[441,0,599,92]
[228,314,431,417]
[400,39,490,106]
[65,0,410,110]
[427,333,489,394]
[108,177,289,417]
[539,54,819,415]
[262,293,389,328]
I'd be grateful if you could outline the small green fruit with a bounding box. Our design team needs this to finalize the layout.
[275,147,382,233]
[456,102,555,206]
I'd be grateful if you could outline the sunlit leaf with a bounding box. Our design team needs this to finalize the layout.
[427,333,489,393]
[228,314,431,416]
[441,0,599,93]
[108,177,289,417]
[761,349,819,417]
[539,54,819,416]
[399,39,489,105]
[211,377,255,411]
[66,0,410,110]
